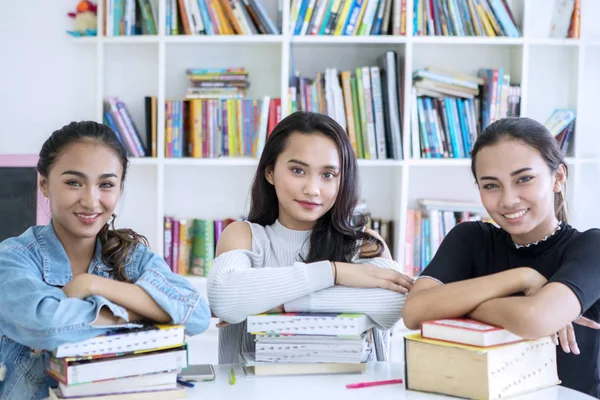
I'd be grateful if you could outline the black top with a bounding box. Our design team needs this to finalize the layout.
[421,221,600,398]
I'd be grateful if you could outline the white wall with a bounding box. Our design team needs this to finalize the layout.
[0,1,97,154]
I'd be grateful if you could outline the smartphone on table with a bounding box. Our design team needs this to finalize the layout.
[179,364,216,382]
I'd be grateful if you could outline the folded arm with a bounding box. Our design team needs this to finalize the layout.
[402,268,537,330]
[207,222,334,324]
[469,282,581,338]
[127,245,211,335]
[470,231,600,338]
[283,230,409,330]
[0,249,129,350]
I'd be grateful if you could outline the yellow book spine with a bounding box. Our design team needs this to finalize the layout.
[334,0,354,35]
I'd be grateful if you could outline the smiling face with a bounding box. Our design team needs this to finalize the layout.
[40,141,123,246]
[265,132,341,231]
[474,138,567,245]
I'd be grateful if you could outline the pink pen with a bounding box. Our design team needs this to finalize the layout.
[346,378,403,389]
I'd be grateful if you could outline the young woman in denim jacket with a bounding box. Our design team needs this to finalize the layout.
[0,121,211,400]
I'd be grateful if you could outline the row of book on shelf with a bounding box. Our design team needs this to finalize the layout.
[410,67,521,159]
[98,0,581,38]
[289,50,403,160]
[290,0,406,36]
[167,0,279,35]
[102,0,279,36]
[103,61,576,161]
[162,213,393,276]
[403,198,490,278]
[413,0,519,37]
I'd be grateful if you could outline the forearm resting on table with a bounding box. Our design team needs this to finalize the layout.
[94,279,171,323]
[403,268,530,329]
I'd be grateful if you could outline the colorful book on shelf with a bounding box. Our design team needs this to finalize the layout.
[289,52,403,160]
[247,312,375,336]
[167,0,279,35]
[413,0,519,37]
[420,318,525,347]
[52,324,185,358]
[105,0,159,36]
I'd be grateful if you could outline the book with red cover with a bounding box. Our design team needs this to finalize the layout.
[420,318,525,347]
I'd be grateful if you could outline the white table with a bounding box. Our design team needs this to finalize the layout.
[185,362,595,399]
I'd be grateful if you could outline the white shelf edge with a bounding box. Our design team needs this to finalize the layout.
[292,36,407,44]
[103,35,160,44]
[406,158,471,167]
[158,158,405,167]
[72,35,594,47]
[163,158,258,166]
[411,36,523,45]
[526,38,581,46]
[129,157,159,165]
[164,35,284,44]
[128,157,600,167]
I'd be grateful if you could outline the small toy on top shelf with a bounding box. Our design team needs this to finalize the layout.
[66,0,98,37]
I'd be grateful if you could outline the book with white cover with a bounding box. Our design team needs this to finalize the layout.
[52,324,185,358]
[247,312,374,336]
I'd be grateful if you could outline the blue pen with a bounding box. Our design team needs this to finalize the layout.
[177,379,195,388]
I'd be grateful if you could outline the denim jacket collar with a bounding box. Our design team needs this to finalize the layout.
[35,222,105,287]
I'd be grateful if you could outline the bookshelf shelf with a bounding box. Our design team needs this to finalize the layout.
[527,38,581,46]
[103,36,160,44]
[94,0,600,277]
[292,36,407,45]
[406,159,471,167]
[129,157,159,165]
[164,35,285,44]
[411,36,524,45]
[162,157,258,166]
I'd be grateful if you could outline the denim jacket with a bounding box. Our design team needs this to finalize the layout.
[0,223,211,400]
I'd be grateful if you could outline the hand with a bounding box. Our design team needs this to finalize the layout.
[62,274,97,299]
[334,262,414,294]
[552,317,600,355]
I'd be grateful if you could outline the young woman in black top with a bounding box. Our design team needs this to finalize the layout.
[403,117,600,397]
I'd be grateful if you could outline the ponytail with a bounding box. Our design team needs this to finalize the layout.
[555,188,569,224]
[97,214,148,282]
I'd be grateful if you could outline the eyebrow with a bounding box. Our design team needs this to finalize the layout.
[61,170,119,179]
[287,159,340,171]
[479,167,533,181]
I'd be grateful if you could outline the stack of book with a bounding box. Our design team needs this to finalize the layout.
[404,318,560,399]
[185,68,250,100]
[410,67,521,159]
[46,324,189,399]
[241,312,374,376]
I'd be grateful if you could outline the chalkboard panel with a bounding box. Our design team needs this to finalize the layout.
[0,167,38,242]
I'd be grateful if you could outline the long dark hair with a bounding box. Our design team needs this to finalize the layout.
[38,121,148,281]
[470,117,568,223]
[248,112,383,262]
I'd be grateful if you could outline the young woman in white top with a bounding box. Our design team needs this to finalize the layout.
[207,111,413,364]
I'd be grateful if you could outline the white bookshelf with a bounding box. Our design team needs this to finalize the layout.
[80,0,600,363]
